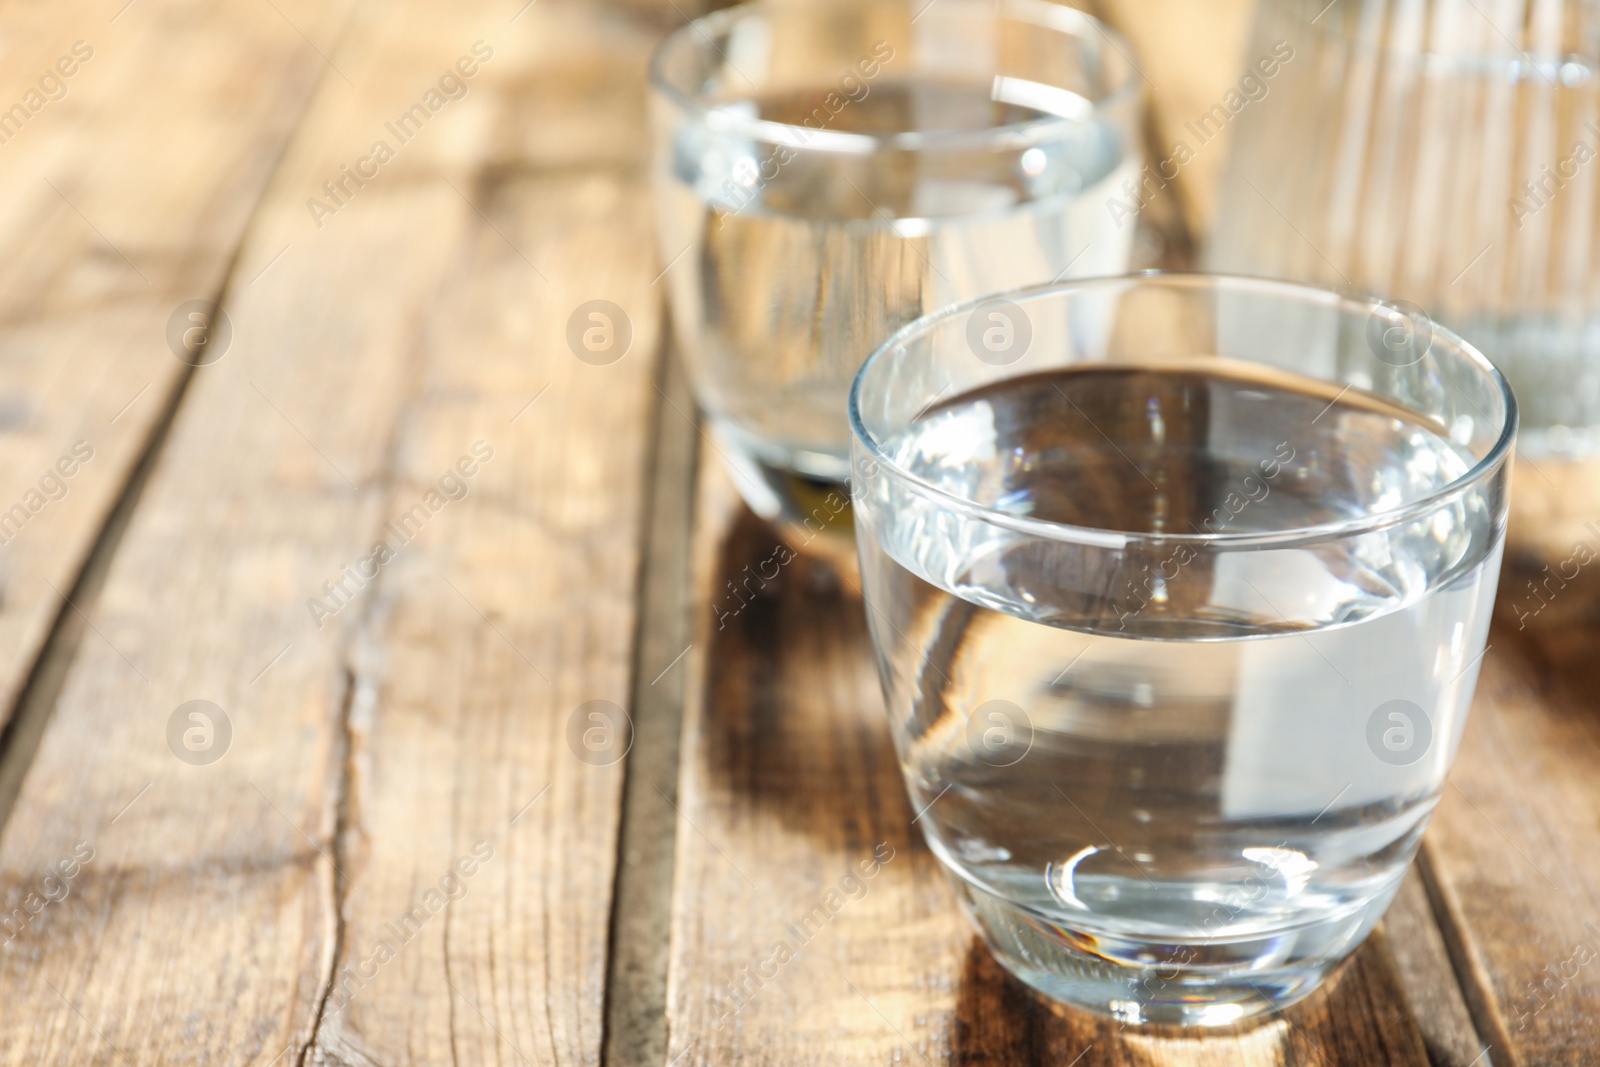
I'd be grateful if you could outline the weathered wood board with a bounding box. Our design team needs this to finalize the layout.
[0,0,355,742]
[0,0,668,1063]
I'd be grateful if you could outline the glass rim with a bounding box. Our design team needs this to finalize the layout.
[848,270,1518,551]
[646,0,1143,154]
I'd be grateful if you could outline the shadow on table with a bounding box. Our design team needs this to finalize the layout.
[949,932,1425,1066]
[693,503,1433,1065]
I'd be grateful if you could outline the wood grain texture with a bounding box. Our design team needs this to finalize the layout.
[0,0,1581,1063]
[304,5,670,1061]
[1383,868,1491,1067]
[1418,617,1600,1067]
[665,461,1438,1066]
[0,0,667,1062]
[0,0,352,743]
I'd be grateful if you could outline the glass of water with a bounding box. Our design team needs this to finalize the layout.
[649,0,1143,565]
[850,273,1514,1025]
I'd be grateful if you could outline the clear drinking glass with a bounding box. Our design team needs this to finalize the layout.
[1208,0,1598,458]
[850,273,1514,1025]
[649,0,1143,562]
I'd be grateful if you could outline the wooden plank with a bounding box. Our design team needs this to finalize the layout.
[666,460,1437,1066]
[1415,613,1600,1067]
[0,0,667,1062]
[1384,868,1492,1067]
[304,7,671,1058]
[0,0,353,743]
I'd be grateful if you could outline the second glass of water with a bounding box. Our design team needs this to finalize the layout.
[649,0,1142,562]
[850,274,1514,1024]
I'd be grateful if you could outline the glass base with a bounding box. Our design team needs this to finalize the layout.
[952,873,1390,1027]
[711,417,860,582]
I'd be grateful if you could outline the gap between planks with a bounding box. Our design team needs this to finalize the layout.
[0,0,362,820]
[0,360,189,837]
[0,237,258,839]
[603,343,699,1067]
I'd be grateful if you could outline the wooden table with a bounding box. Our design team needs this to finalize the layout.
[0,0,1595,1064]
